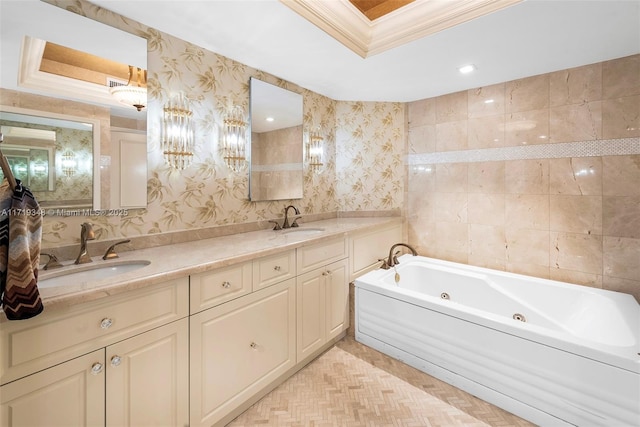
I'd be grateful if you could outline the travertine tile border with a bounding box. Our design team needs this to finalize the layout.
[408,137,640,165]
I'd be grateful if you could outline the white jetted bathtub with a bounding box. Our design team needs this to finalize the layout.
[355,254,640,426]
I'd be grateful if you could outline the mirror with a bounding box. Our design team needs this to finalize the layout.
[0,0,147,211]
[249,78,303,201]
[0,108,99,209]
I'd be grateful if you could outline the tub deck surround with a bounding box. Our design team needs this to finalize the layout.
[355,254,640,426]
[19,217,401,313]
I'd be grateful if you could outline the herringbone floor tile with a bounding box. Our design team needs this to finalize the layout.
[227,337,534,426]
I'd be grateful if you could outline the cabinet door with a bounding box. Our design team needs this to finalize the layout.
[296,268,325,361]
[325,258,349,340]
[106,318,189,427]
[190,279,295,427]
[0,349,105,427]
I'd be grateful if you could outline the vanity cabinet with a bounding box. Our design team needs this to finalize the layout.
[189,279,296,427]
[0,278,189,427]
[296,237,349,362]
[349,220,402,280]
[0,349,105,427]
[296,258,348,361]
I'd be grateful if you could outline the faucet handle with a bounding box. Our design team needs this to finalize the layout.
[102,239,131,260]
[268,220,282,231]
[291,216,301,228]
[41,253,63,270]
[378,258,390,270]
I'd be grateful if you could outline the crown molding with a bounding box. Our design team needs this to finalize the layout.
[281,0,522,58]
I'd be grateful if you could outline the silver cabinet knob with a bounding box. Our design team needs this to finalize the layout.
[221,281,231,289]
[273,265,281,271]
[91,362,104,375]
[110,355,122,367]
[100,318,113,329]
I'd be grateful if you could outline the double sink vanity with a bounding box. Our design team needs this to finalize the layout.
[0,216,402,427]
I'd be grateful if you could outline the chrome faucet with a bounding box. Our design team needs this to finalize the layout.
[380,243,418,269]
[74,222,95,264]
[282,205,300,229]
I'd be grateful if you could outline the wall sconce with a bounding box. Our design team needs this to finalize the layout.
[162,93,195,170]
[109,65,147,111]
[61,151,77,177]
[222,106,247,173]
[306,127,324,174]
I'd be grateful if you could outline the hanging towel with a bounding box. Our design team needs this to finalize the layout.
[0,179,44,320]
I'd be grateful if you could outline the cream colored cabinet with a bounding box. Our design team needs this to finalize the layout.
[0,278,189,427]
[296,258,349,362]
[106,318,189,427]
[1,349,105,427]
[349,220,402,281]
[190,262,253,314]
[190,279,296,427]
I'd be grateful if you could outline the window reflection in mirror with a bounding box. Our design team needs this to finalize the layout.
[0,109,98,209]
[249,78,303,201]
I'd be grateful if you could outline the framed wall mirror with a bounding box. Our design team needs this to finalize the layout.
[249,78,303,201]
[0,108,100,209]
[0,0,147,212]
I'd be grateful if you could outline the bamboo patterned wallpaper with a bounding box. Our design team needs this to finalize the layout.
[37,0,403,248]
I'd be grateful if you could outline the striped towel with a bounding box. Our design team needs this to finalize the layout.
[0,179,44,320]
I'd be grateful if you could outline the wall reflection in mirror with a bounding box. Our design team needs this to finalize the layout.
[0,0,147,212]
[0,110,97,208]
[249,78,303,201]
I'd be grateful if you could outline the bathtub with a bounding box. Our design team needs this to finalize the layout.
[354,255,640,427]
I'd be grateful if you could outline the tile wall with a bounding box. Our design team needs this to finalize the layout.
[407,54,640,301]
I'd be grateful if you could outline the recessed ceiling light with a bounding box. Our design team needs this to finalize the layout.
[265,117,274,122]
[458,64,476,74]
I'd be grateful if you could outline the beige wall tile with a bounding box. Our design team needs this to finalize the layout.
[549,63,602,107]
[468,161,505,194]
[602,155,640,196]
[602,95,640,139]
[505,159,549,194]
[434,192,467,223]
[506,74,550,113]
[408,98,436,127]
[602,54,640,99]
[603,236,640,281]
[549,268,602,289]
[549,101,602,143]
[408,191,436,223]
[407,219,436,256]
[468,115,505,149]
[408,164,436,193]
[435,91,468,123]
[551,232,603,275]
[435,163,468,193]
[506,262,550,279]
[436,120,468,151]
[603,196,640,238]
[505,194,549,230]
[408,125,436,154]
[550,195,602,235]
[549,157,602,195]
[602,276,640,303]
[468,83,505,118]
[468,254,506,271]
[468,193,505,226]
[434,222,469,262]
[506,228,550,267]
[504,109,549,146]
[469,224,506,262]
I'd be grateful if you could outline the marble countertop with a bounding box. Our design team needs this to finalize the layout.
[34,217,401,312]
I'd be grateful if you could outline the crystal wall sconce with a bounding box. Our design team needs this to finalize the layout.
[162,93,194,170]
[222,105,247,173]
[306,127,324,174]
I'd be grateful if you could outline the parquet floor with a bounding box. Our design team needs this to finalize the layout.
[227,336,535,426]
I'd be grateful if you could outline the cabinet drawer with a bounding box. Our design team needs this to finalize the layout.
[190,279,296,427]
[296,237,347,274]
[0,277,188,385]
[190,262,252,314]
[253,250,295,291]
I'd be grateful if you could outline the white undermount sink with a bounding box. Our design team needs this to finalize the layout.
[39,260,151,289]
[280,227,325,235]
